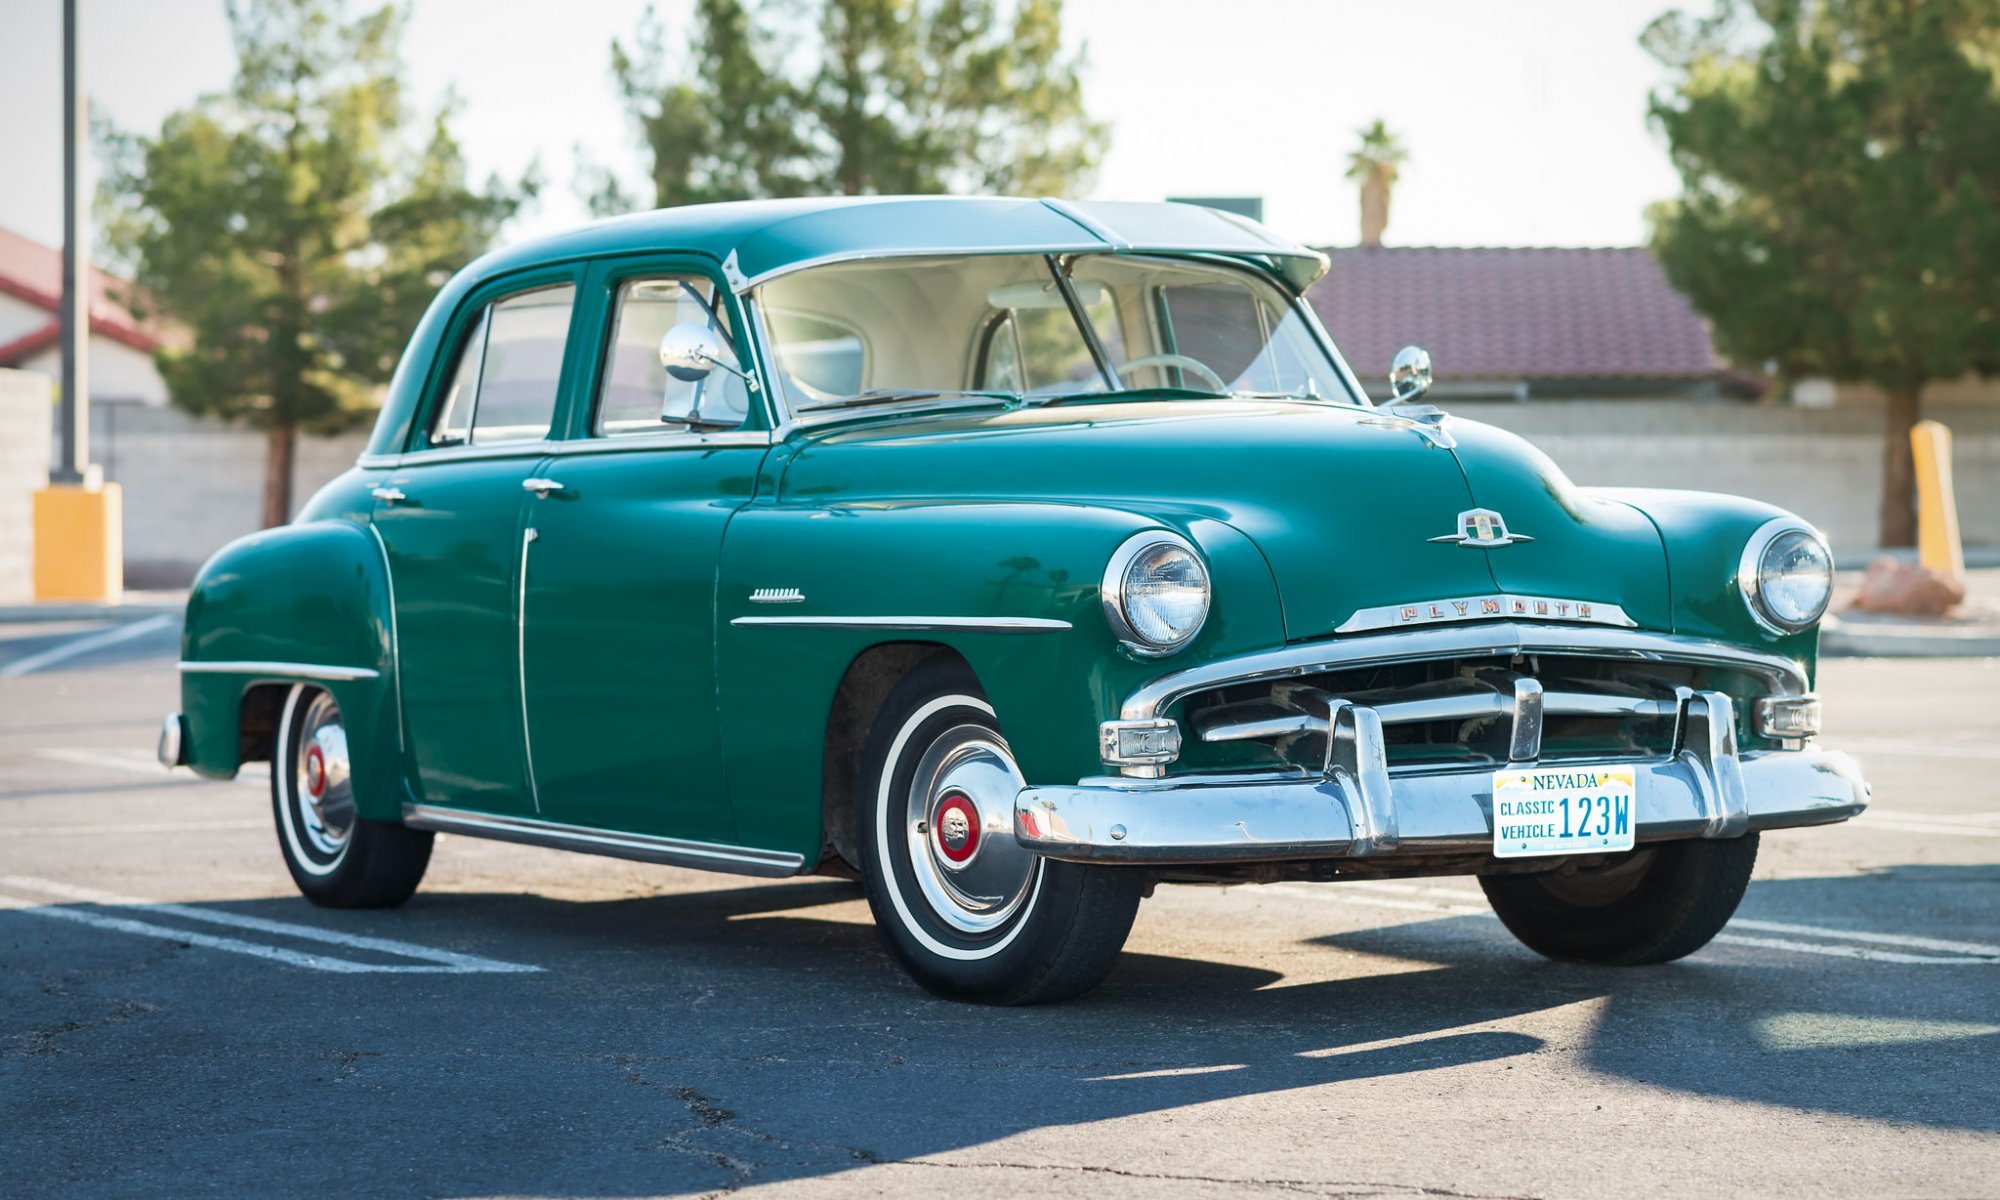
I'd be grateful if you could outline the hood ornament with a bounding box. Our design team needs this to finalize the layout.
[1431,508,1533,548]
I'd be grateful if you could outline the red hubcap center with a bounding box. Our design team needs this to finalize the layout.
[304,744,326,798]
[934,792,980,864]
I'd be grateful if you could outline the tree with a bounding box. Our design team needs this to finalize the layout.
[1346,119,1406,248]
[99,0,532,528]
[1643,0,2000,547]
[589,0,1105,214]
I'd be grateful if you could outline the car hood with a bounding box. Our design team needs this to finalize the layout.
[780,400,1671,641]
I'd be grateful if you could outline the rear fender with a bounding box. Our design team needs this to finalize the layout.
[179,519,402,821]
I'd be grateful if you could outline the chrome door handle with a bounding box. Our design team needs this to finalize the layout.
[371,486,407,504]
[522,478,568,497]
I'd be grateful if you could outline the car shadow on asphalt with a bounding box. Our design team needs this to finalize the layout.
[1311,863,2000,1136]
[8,867,1993,1196]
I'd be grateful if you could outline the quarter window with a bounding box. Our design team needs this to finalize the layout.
[427,284,577,448]
[598,277,752,435]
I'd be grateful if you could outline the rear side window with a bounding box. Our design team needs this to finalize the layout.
[427,284,577,448]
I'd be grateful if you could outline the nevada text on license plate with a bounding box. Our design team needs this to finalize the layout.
[1491,766,1637,858]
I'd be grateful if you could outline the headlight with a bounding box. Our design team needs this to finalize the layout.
[1739,520,1833,633]
[1103,531,1210,656]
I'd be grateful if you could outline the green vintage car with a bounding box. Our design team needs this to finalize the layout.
[162,196,1868,1003]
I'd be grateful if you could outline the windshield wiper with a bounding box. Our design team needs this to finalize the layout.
[1020,386,1223,408]
[796,388,1019,413]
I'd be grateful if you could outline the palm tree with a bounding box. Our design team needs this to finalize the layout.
[1347,119,1407,247]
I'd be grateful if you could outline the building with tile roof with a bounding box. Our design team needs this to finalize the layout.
[0,225,178,405]
[1308,245,1745,400]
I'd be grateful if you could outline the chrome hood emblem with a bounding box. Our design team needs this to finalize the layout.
[1430,508,1533,548]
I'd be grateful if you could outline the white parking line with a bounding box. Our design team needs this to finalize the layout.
[0,876,541,975]
[34,747,268,788]
[1278,880,2000,965]
[0,615,175,678]
[1,819,266,837]
[1854,811,2000,838]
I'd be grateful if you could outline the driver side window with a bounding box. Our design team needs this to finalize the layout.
[597,276,751,435]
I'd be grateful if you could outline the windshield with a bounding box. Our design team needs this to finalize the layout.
[754,252,1359,412]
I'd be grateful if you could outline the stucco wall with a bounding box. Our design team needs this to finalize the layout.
[1455,395,2000,557]
[78,401,371,587]
[0,370,54,604]
[41,392,2000,586]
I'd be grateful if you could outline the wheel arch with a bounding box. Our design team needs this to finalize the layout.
[178,519,403,821]
[817,642,966,873]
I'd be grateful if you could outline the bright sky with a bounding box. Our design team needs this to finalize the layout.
[0,0,1707,254]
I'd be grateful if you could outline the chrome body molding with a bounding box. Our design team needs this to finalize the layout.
[1015,725,1867,867]
[730,615,1072,633]
[363,521,406,754]
[518,527,542,813]
[177,661,381,682]
[401,804,806,878]
[748,587,805,604]
[1336,596,1636,634]
[1118,622,1808,727]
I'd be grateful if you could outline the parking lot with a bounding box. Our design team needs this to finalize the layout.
[1,617,1996,1199]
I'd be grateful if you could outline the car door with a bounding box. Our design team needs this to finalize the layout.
[371,275,581,817]
[517,260,768,844]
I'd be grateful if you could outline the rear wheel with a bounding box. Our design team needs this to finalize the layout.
[1478,834,1758,965]
[856,657,1145,1004]
[272,684,432,908]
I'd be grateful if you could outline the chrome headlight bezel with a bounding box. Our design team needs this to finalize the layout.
[1738,518,1834,634]
[1102,531,1211,657]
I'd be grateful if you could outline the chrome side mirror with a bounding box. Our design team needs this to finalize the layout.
[1388,344,1433,404]
[658,322,760,392]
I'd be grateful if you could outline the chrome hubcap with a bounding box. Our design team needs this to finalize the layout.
[903,726,1039,936]
[294,692,355,857]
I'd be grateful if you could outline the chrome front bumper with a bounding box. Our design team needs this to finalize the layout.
[1014,692,1868,864]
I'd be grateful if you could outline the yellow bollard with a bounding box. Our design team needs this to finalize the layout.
[32,481,123,603]
[1911,419,1964,581]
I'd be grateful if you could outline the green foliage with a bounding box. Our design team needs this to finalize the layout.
[1644,0,2000,393]
[591,0,1105,214]
[100,0,533,443]
[1345,118,1407,186]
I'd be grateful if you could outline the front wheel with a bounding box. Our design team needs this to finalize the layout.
[856,657,1145,1004]
[1478,834,1759,965]
[272,684,433,908]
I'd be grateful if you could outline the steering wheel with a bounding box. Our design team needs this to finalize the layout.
[1115,353,1229,394]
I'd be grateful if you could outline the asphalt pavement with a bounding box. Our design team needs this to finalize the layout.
[1,615,1996,1199]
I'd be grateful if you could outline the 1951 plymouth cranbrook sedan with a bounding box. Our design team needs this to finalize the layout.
[162,196,1869,1003]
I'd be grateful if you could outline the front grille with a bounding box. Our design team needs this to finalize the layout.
[1183,652,1745,773]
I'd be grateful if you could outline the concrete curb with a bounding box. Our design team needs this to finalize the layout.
[1821,615,2000,658]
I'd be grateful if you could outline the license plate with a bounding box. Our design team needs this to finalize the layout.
[1491,766,1637,858]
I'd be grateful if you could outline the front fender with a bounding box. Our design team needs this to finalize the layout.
[1593,487,1822,680]
[714,500,1284,861]
[179,518,401,820]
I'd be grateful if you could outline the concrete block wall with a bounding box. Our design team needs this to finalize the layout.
[34,392,2000,586]
[1454,396,2000,559]
[0,370,54,604]
[81,401,370,587]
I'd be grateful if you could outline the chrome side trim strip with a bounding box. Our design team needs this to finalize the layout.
[730,615,1072,633]
[401,804,806,878]
[518,527,541,814]
[1121,623,1806,724]
[361,440,556,469]
[177,661,380,682]
[546,430,773,456]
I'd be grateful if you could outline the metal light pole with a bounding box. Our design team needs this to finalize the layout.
[34,0,119,604]
[54,0,89,485]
